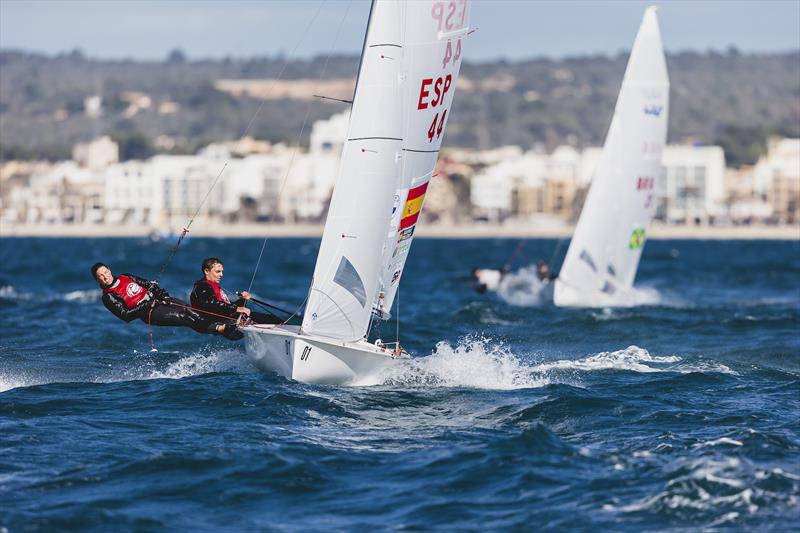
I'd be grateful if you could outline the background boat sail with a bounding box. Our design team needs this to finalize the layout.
[244,0,471,384]
[554,7,669,308]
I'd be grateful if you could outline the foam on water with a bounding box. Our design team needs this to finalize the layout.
[370,336,550,390]
[496,266,552,306]
[493,269,677,309]
[140,348,252,380]
[0,285,99,303]
[0,348,252,393]
[0,371,46,393]
[360,341,737,389]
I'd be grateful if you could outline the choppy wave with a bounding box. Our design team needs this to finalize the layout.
[607,456,800,526]
[137,348,252,380]
[0,347,252,393]
[0,285,99,303]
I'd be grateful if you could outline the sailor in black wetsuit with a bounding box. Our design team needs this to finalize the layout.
[190,257,281,325]
[536,260,558,282]
[90,262,243,340]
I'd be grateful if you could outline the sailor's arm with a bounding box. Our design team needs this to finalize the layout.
[126,273,169,299]
[102,292,145,322]
[193,284,239,315]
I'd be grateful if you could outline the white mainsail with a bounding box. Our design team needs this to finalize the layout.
[374,1,470,319]
[554,7,669,307]
[303,0,471,339]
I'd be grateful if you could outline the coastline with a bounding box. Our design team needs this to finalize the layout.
[1,222,798,240]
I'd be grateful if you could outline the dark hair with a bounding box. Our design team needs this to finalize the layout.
[201,257,223,274]
[90,262,108,279]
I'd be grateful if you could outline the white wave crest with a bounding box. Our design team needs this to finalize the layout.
[0,285,34,302]
[61,289,100,303]
[0,372,46,393]
[129,348,252,381]
[367,336,550,390]
[0,285,99,303]
[535,346,681,373]
[361,343,737,389]
[611,457,762,517]
[1,348,251,393]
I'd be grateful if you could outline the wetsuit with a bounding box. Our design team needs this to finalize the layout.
[190,279,281,325]
[102,273,230,335]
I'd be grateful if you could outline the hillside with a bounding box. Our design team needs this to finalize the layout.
[1,49,798,166]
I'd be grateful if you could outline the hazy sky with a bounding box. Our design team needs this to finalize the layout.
[1,0,798,61]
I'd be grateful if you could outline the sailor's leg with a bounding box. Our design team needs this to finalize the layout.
[144,302,220,335]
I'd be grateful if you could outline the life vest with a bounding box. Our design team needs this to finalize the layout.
[104,275,149,308]
[195,279,230,303]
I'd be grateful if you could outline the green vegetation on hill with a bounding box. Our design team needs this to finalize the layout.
[0,49,797,166]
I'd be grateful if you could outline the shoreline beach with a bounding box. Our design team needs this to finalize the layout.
[1,222,798,240]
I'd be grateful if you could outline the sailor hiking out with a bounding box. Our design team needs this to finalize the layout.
[91,262,243,340]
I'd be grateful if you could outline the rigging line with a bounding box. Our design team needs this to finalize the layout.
[395,282,400,349]
[247,0,355,295]
[549,236,567,271]
[153,0,327,280]
[506,239,526,269]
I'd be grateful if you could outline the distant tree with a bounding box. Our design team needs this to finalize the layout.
[167,48,187,64]
[714,124,767,168]
[112,132,154,161]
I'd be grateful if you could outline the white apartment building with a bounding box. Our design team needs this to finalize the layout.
[657,145,726,224]
[104,153,227,227]
[8,161,104,224]
[72,136,120,171]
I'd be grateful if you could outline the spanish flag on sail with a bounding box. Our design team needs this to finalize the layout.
[399,182,429,230]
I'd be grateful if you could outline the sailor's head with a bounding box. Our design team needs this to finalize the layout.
[91,262,113,287]
[202,257,224,283]
[472,267,481,280]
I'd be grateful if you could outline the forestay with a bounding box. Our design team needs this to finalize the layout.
[556,7,669,303]
[303,0,471,340]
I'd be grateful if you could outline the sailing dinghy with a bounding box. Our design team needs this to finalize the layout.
[554,7,669,308]
[243,0,471,384]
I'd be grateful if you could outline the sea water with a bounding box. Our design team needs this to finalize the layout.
[1,237,798,530]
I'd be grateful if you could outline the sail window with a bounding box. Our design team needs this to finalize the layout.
[601,281,616,294]
[333,256,367,307]
[579,250,598,273]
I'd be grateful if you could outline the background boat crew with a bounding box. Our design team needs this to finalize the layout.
[90,262,242,340]
[472,266,508,293]
[536,260,558,282]
[191,257,281,325]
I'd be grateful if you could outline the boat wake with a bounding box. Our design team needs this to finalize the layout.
[122,347,252,381]
[369,336,551,389]
[496,266,553,306]
[361,340,734,389]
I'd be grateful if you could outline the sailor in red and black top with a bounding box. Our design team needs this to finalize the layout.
[190,257,281,324]
[90,262,243,340]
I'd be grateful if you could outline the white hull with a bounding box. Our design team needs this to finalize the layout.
[553,278,636,308]
[242,325,401,385]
